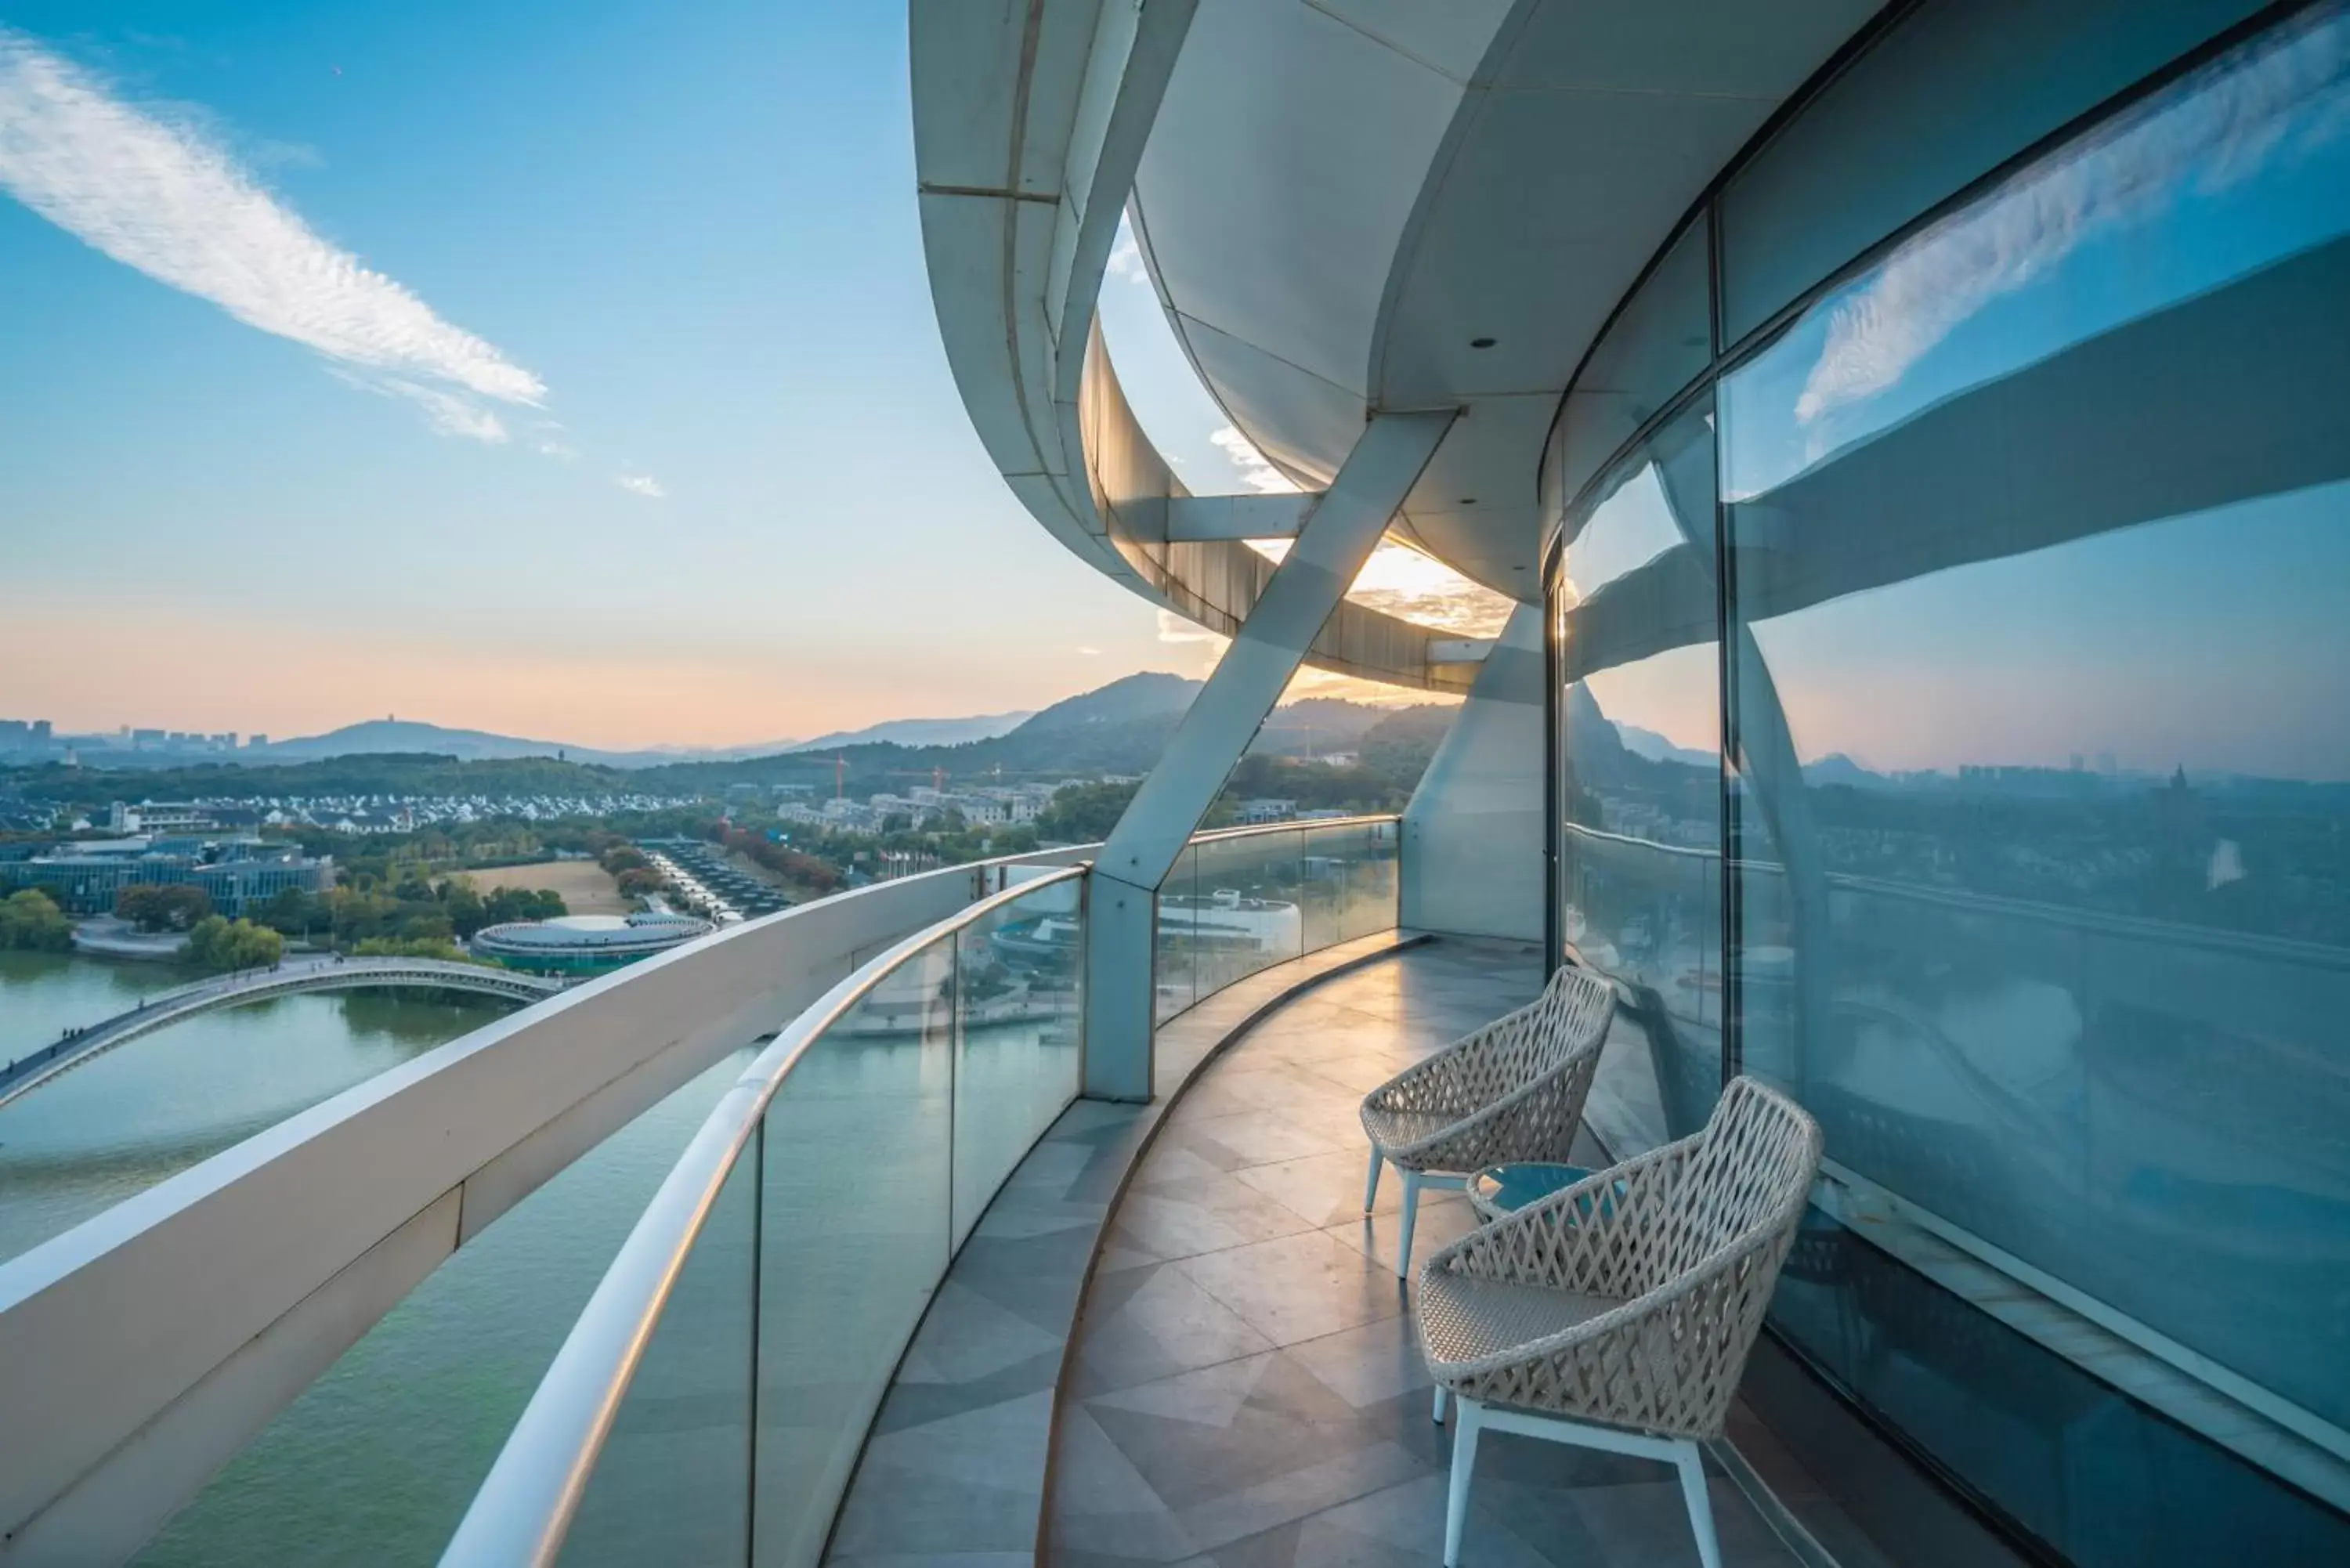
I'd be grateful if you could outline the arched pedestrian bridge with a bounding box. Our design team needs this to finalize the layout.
[0,959,565,1109]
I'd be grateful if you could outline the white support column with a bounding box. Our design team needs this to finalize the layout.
[1082,409,1455,1098]
[1401,600,1544,941]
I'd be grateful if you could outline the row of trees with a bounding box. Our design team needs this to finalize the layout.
[710,824,844,897]
[247,880,566,949]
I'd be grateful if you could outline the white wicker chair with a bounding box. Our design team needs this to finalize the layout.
[1418,1076,1822,1568]
[1358,963,1614,1277]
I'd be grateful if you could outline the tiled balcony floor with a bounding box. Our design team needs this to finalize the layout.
[1048,938,1806,1568]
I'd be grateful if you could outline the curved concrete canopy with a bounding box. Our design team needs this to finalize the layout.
[911,0,1484,693]
[1132,0,1883,598]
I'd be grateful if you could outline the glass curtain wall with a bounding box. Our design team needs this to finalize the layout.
[1553,396,1723,1155]
[1546,5,2350,1563]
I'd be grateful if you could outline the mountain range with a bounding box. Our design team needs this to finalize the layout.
[250,709,1036,769]
[228,673,1423,779]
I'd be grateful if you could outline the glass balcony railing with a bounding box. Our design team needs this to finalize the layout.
[438,867,1084,1568]
[442,818,1403,1566]
[1153,815,1400,1023]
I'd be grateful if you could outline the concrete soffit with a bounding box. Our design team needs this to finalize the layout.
[910,0,1474,693]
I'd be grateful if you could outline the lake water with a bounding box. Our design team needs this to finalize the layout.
[0,951,516,1260]
[0,951,747,1566]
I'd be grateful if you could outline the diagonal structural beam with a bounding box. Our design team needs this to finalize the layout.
[1082,409,1456,1097]
[1100,410,1456,886]
[1160,492,1318,542]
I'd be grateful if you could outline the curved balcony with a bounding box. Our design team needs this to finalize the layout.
[439,818,1406,1565]
[0,818,1408,1563]
[0,845,1100,1562]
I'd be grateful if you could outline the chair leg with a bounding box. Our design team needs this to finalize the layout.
[1363,1145,1383,1214]
[1673,1440,1721,1568]
[1444,1396,1481,1567]
[1432,1383,1448,1424]
[1397,1169,1422,1278]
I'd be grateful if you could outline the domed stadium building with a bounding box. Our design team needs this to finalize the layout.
[469,912,714,975]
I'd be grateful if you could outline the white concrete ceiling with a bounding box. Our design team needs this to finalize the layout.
[1131,0,1884,601]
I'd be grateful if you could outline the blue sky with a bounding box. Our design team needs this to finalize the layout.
[0,2,1274,746]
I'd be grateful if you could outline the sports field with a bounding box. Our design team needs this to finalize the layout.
[457,859,629,916]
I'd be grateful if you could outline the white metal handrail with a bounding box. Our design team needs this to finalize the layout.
[438,865,1086,1568]
[1184,811,1400,846]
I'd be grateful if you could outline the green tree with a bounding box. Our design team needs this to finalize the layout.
[116,883,215,932]
[1036,782,1141,841]
[436,879,488,936]
[183,915,285,974]
[615,867,667,898]
[255,887,323,941]
[0,888,74,952]
[397,911,455,942]
[480,886,567,926]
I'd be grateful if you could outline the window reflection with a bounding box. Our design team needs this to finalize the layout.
[1724,4,2350,501]
[1721,3,2350,1450]
[1556,396,1721,1152]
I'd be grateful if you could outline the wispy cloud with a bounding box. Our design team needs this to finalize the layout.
[616,472,665,498]
[1795,9,2349,430]
[327,369,509,443]
[0,27,544,440]
[1075,645,1101,656]
[1155,608,1222,645]
[1209,425,1298,495]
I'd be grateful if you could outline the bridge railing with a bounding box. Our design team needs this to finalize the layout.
[0,959,560,1104]
[0,843,1097,1563]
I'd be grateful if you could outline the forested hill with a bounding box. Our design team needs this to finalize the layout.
[632,675,1452,793]
[2,751,638,804]
[2,674,1458,804]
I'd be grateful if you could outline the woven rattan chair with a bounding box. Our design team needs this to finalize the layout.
[1358,963,1614,1277]
[1419,1076,1822,1568]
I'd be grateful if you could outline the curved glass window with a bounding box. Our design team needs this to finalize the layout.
[1722,0,2350,1429]
[1713,10,2350,1556]
[1547,5,2350,1560]
[1717,0,2277,343]
[1556,396,1721,1154]
[1550,214,1712,520]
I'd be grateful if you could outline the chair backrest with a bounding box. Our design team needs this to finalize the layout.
[1661,1075,1823,1275]
[1502,963,1614,1082]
